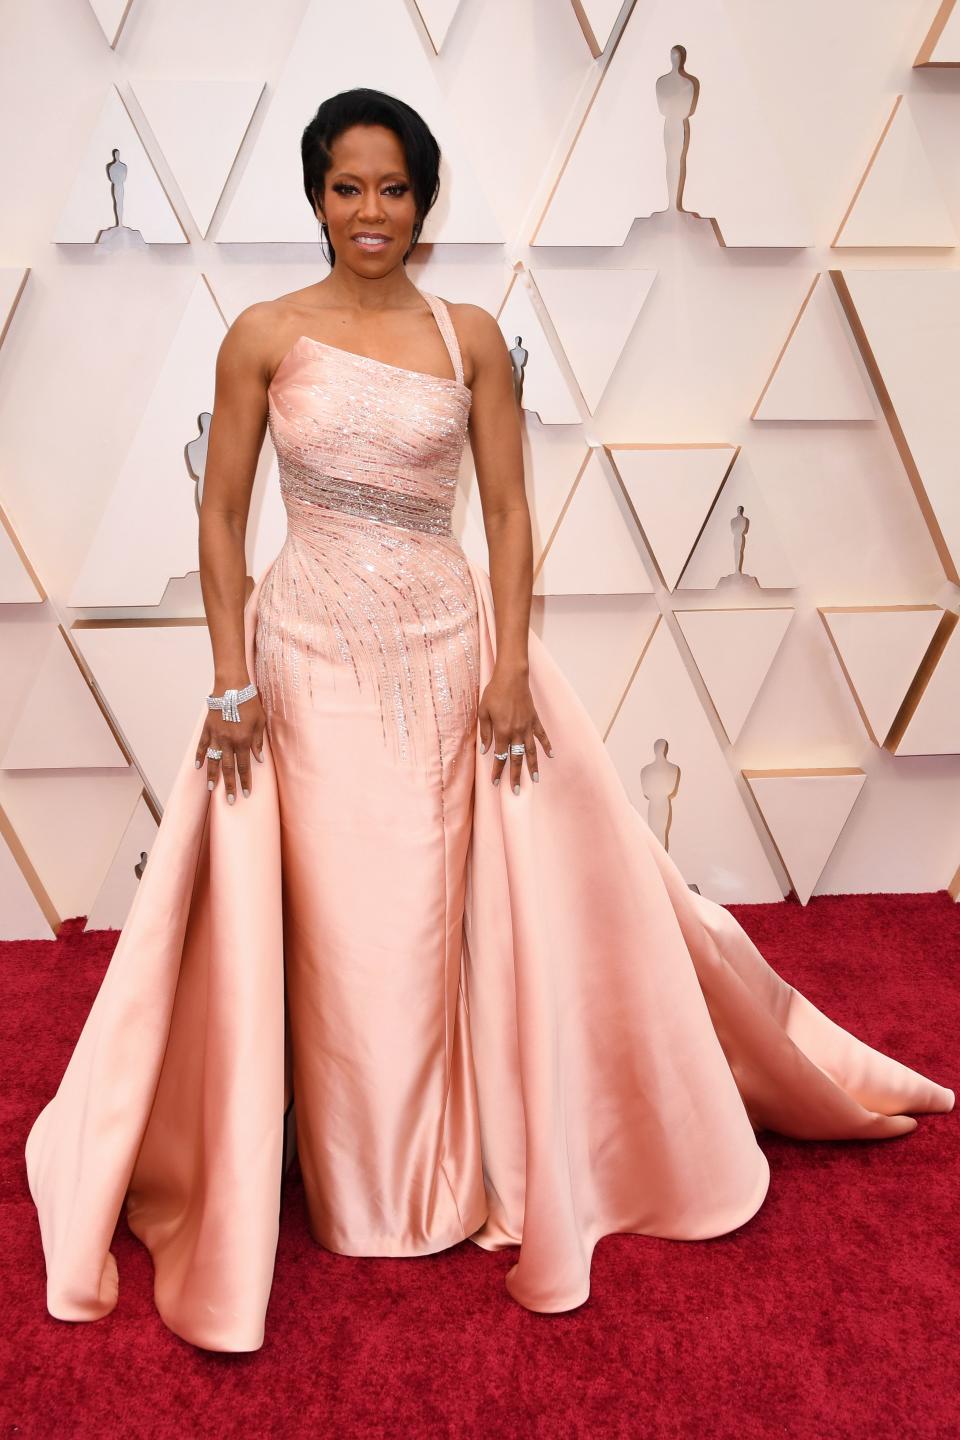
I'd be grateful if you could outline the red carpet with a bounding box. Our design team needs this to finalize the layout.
[3,892,957,1438]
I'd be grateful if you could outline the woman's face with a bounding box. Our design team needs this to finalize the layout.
[316,124,418,271]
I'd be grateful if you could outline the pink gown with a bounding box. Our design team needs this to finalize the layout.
[24,288,955,1352]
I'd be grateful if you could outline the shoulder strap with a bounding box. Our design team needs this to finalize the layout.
[421,291,465,386]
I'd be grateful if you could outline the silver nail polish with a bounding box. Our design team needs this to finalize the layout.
[493,775,500,786]
[242,788,250,799]
[227,793,235,805]
[513,783,520,795]
[207,780,214,791]
[532,772,539,782]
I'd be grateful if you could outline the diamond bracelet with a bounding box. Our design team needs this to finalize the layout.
[206,681,258,724]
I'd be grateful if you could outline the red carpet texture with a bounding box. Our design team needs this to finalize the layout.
[3,892,958,1440]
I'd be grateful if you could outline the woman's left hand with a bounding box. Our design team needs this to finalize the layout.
[478,666,553,792]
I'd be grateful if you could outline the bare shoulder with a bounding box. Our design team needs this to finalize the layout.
[438,300,508,387]
[219,296,306,386]
[443,301,504,353]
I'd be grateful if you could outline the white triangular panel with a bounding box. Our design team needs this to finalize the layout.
[2,771,143,920]
[521,424,592,572]
[536,0,809,247]
[675,607,794,744]
[892,621,960,755]
[572,0,626,55]
[530,267,657,412]
[833,95,957,248]
[1,630,127,769]
[71,623,215,806]
[0,515,44,604]
[413,0,463,52]
[916,1,960,67]
[535,451,653,595]
[819,606,944,745]
[498,276,582,424]
[131,79,265,238]
[69,276,226,606]
[87,0,134,48]
[536,596,659,734]
[218,0,501,242]
[605,619,783,902]
[753,274,876,421]
[838,269,960,582]
[0,826,55,939]
[678,460,797,590]
[457,414,588,578]
[743,770,866,904]
[85,792,158,931]
[611,445,735,590]
[54,85,187,244]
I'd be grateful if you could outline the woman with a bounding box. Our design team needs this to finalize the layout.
[25,88,954,1353]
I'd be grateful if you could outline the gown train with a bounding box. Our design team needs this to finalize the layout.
[24,558,955,1350]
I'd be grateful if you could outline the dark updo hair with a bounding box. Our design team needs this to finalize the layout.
[301,88,442,267]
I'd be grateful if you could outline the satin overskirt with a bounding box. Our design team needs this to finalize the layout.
[24,559,955,1350]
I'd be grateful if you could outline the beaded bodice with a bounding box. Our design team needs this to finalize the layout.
[254,290,481,779]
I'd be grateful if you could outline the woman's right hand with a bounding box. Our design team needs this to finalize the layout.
[194,693,267,803]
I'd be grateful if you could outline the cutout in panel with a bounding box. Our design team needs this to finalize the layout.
[54,85,188,245]
[606,618,782,902]
[84,791,159,931]
[677,455,797,591]
[497,272,582,423]
[639,737,681,852]
[536,0,810,247]
[69,275,228,607]
[610,443,736,590]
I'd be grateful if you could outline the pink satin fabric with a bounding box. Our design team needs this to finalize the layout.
[24,292,955,1351]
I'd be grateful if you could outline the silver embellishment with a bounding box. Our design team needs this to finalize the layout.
[255,291,480,789]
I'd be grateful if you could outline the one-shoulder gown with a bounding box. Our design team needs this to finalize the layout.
[24,288,955,1351]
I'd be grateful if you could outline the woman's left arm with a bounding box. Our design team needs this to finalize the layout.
[459,303,553,792]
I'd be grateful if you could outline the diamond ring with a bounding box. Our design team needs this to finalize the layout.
[206,747,223,761]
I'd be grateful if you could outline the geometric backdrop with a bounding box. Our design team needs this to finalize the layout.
[1,0,959,937]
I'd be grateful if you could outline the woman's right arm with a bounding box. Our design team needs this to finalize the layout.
[194,306,274,802]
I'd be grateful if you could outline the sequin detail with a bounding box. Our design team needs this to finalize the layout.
[279,455,455,535]
[255,291,480,782]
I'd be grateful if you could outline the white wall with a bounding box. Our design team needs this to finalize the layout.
[1,0,959,935]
